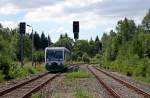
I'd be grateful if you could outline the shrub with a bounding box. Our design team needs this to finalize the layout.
[23,65,37,74]
[82,53,90,63]
[36,64,46,72]
[77,57,82,62]
[6,63,22,79]
[33,50,44,63]
[0,56,11,76]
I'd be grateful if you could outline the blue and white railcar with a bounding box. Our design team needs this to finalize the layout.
[45,47,70,72]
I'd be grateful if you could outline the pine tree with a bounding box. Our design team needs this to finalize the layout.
[48,35,52,46]
[0,23,2,28]
[142,9,150,31]
[34,32,41,50]
[95,35,102,53]
[41,32,48,49]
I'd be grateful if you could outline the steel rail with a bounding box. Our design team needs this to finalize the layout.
[0,72,49,96]
[95,66,150,98]
[87,66,121,98]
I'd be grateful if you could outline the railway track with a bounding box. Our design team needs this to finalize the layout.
[87,65,150,98]
[0,72,59,98]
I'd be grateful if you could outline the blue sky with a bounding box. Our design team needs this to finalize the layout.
[0,0,150,42]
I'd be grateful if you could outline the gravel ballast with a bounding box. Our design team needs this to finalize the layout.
[89,66,146,98]
[51,64,113,98]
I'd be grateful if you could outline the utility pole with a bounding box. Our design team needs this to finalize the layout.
[31,29,34,66]
[27,25,34,66]
[21,31,24,66]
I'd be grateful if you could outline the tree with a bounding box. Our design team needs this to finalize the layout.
[142,9,150,31]
[0,27,19,79]
[95,35,102,54]
[82,53,90,63]
[33,32,41,50]
[101,33,108,51]
[0,23,2,28]
[53,34,73,51]
[116,18,137,42]
[73,40,89,56]
[60,34,63,39]
[48,35,52,46]
[65,33,68,38]
[41,32,48,50]
[24,34,32,58]
[89,38,96,57]
[100,9,150,82]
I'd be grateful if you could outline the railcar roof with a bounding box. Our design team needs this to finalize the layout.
[45,47,70,52]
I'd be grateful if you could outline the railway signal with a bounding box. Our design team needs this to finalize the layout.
[20,22,26,34]
[73,21,79,40]
[19,22,26,66]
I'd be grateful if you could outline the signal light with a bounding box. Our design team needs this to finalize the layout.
[19,22,26,34]
[73,21,79,39]
[73,21,79,33]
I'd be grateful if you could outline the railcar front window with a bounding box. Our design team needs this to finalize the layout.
[46,50,63,61]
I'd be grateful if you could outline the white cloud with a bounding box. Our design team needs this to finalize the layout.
[0,0,63,9]
[24,3,65,22]
[0,0,149,42]
[0,4,21,15]
[56,27,67,33]
[48,26,72,42]
[48,26,69,33]
[64,0,103,7]
[0,21,18,29]
[24,3,109,32]
[23,0,148,33]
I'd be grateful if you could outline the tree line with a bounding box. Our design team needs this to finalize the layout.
[101,10,150,82]
[52,33,102,63]
[0,26,51,80]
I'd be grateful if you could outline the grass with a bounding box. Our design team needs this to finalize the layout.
[32,93,42,98]
[0,71,4,83]
[65,70,90,78]
[132,76,150,83]
[75,89,93,98]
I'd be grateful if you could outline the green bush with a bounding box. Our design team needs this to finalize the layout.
[0,56,12,76]
[33,50,44,63]
[82,53,90,63]
[0,61,37,80]
[18,67,28,77]
[23,65,37,74]
[77,57,82,62]
[90,54,101,64]
[6,63,22,79]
